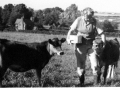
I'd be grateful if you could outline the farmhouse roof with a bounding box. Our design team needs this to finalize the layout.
[15,19,23,24]
[15,18,34,26]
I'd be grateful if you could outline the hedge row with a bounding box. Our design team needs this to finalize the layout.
[2,29,120,37]
[105,32,120,37]
[3,29,68,35]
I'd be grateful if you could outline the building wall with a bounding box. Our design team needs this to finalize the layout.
[16,20,26,31]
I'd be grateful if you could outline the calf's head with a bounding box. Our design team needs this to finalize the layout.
[92,39,104,55]
[47,38,66,55]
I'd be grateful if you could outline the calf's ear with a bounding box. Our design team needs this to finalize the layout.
[61,38,66,43]
[48,39,53,44]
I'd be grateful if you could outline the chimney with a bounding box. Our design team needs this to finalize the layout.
[30,17,33,21]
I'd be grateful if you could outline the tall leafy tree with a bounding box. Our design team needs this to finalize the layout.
[0,7,3,25]
[8,4,32,26]
[43,7,64,26]
[59,4,81,27]
[66,4,78,20]
[43,8,52,25]
[33,9,44,28]
[28,7,34,17]
[103,20,114,32]
[54,7,64,12]
[61,4,80,21]
[24,8,33,19]
[43,8,52,15]
[1,4,14,26]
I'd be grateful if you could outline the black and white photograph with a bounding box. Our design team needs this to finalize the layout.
[0,0,120,88]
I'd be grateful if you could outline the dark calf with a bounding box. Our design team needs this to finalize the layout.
[0,38,66,87]
[92,38,119,85]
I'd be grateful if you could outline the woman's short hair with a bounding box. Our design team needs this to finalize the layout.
[82,7,94,16]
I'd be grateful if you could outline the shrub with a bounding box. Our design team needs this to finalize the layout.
[103,20,114,32]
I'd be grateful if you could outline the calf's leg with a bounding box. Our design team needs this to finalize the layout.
[103,65,109,85]
[36,68,42,87]
[0,67,7,87]
[88,49,101,85]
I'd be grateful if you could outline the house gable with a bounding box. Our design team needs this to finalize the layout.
[15,18,34,31]
[15,18,25,31]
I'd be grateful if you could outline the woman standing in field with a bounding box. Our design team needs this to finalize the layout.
[66,7,106,86]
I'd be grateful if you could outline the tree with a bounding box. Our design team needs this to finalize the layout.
[44,13,53,25]
[0,7,4,31]
[111,21,118,30]
[59,4,81,28]
[54,7,64,12]
[8,4,32,26]
[43,7,64,27]
[24,8,33,20]
[61,4,80,21]
[1,4,14,26]
[33,9,44,29]
[0,7,3,25]
[28,7,34,17]
[43,8,52,15]
[103,20,114,32]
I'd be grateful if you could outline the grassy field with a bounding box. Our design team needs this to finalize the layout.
[0,32,120,87]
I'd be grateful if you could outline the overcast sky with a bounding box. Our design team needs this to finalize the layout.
[0,0,120,13]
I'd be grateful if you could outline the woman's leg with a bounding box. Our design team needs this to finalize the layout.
[75,44,88,86]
